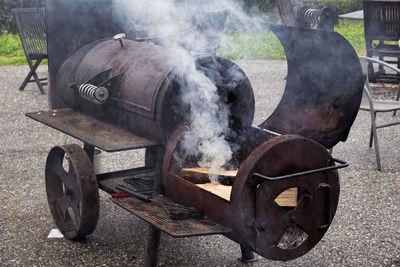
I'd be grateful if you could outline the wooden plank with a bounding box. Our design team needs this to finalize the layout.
[182,168,237,177]
[196,183,298,207]
[196,183,232,201]
[181,168,237,184]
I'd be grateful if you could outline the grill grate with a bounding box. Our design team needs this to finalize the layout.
[98,168,231,237]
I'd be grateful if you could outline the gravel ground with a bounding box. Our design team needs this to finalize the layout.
[0,62,399,267]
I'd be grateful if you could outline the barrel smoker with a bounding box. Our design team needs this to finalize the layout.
[27,0,364,265]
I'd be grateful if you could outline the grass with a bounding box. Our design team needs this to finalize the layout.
[218,30,286,60]
[218,20,366,60]
[0,20,366,65]
[0,32,27,65]
[335,20,365,55]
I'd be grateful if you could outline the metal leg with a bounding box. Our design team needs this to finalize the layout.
[83,143,95,163]
[369,111,376,148]
[239,244,258,263]
[144,225,161,267]
[369,111,381,171]
[143,145,165,267]
[369,124,374,148]
[145,146,158,168]
[393,82,400,116]
[152,146,165,196]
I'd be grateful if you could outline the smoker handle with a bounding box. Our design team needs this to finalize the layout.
[116,185,151,202]
[253,158,348,181]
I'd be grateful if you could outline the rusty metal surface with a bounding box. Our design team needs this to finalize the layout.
[98,167,230,237]
[59,40,175,119]
[230,135,339,261]
[55,38,254,144]
[162,129,234,226]
[26,109,159,152]
[45,144,99,240]
[259,25,364,149]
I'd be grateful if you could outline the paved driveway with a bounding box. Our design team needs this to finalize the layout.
[0,62,399,266]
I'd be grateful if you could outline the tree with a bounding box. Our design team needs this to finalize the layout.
[0,0,45,33]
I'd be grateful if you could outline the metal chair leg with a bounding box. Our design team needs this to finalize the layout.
[369,125,374,148]
[369,110,381,170]
[369,111,376,148]
[394,82,400,116]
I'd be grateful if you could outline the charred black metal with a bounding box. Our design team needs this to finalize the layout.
[115,185,151,202]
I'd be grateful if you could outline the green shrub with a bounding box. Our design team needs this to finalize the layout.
[0,31,27,65]
[335,19,365,55]
[0,31,24,56]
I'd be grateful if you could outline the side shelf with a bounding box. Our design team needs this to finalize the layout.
[26,109,159,152]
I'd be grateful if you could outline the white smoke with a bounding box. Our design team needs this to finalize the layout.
[172,47,233,183]
[111,0,265,183]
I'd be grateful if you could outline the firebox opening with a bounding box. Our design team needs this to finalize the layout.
[274,187,298,210]
[274,187,310,250]
[168,126,278,202]
[277,225,308,250]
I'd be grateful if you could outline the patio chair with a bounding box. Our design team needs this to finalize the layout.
[363,0,400,83]
[12,8,47,94]
[359,56,400,170]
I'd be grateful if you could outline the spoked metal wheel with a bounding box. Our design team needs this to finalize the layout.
[45,144,99,240]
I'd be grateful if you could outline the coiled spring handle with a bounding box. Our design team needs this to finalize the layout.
[70,83,109,104]
[302,8,321,25]
[296,6,335,31]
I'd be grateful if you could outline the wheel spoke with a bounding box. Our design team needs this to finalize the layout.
[52,160,68,180]
[70,197,81,228]
[59,194,71,221]
[65,170,78,190]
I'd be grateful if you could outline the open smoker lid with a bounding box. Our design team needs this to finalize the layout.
[259,25,364,149]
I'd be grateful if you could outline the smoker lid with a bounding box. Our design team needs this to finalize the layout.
[259,25,364,149]
[56,39,177,119]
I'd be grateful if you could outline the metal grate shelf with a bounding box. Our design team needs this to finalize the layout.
[98,167,231,238]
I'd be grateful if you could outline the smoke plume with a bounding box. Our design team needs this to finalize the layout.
[111,0,264,182]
